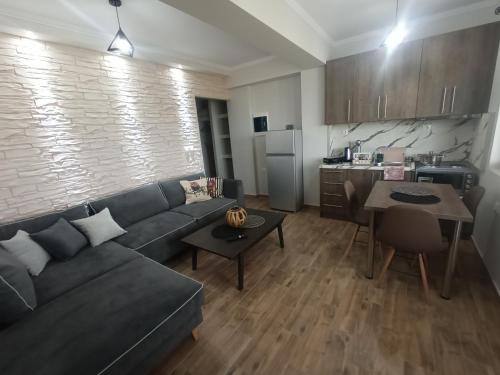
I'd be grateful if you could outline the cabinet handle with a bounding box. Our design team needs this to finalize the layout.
[441,87,447,114]
[377,95,381,119]
[384,95,388,119]
[450,86,456,113]
[347,99,351,123]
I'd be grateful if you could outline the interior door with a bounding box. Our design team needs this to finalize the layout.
[382,40,422,120]
[352,49,385,122]
[325,55,356,124]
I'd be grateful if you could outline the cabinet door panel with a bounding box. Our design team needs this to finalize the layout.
[325,56,355,124]
[382,40,422,120]
[352,49,385,122]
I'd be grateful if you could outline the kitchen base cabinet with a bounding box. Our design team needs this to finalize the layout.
[320,168,414,220]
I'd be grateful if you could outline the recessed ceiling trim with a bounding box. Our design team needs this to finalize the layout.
[283,0,334,45]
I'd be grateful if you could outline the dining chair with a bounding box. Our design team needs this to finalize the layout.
[441,186,485,240]
[376,205,449,300]
[342,180,371,260]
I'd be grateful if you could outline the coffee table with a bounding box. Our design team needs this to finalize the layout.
[181,208,286,290]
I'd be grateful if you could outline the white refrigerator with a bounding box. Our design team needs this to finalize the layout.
[265,130,303,212]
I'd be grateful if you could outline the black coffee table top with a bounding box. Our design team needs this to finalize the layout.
[181,208,286,260]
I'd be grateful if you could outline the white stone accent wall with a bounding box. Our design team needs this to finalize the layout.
[0,32,228,222]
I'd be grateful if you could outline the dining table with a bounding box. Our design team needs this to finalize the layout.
[364,181,473,299]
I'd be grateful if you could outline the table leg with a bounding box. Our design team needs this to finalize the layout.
[441,220,462,299]
[277,223,284,248]
[192,248,198,271]
[238,253,244,290]
[366,211,375,279]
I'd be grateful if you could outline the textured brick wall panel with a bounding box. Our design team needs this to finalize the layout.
[0,33,228,222]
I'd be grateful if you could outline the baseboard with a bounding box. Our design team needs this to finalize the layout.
[471,235,500,296]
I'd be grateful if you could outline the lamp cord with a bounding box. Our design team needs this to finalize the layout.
[115,5,122,29]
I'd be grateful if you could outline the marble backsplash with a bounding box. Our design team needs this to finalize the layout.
[327,116,489,166]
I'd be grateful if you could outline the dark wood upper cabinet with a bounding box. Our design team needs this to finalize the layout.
[325,21,500,124]
[325,55,356,124]
[416,22,500,117]
[382,40,422,120]
[351,49,385,123]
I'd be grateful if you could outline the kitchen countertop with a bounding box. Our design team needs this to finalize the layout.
[319,163,415,172]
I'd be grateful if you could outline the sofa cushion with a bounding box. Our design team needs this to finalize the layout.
[0,230,51,276]
[158,173,205,209]
[113,211,195,251]
[71,208,127,247]
[0,249,36,324]
[89,183,170,228]
[0,258,203,375]
[30,218,88,260]
[0,205,88,242]
[32,241,140,306]
[172,197,236,226]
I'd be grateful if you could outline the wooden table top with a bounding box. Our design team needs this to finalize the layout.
[364,181,473,222]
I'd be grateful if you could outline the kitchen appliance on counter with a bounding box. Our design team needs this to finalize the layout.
[352,152,372,165]
[323,157,344,164]
[415,161,479,196]
[344,147,353,162]
[265,129,303,211]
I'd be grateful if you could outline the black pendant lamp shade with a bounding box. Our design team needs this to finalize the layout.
[107,0,134,57]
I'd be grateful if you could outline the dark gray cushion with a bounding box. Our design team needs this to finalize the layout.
[0,249,36,324]
[0,205,88,242]
[113,211,196,251]
[30,218,88,260]
[172,197,236,226]
[89,183,170,228]
[0,258,204,375]
[33,241,140,306]
[158,173,205,209]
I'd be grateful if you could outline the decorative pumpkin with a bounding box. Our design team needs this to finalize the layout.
[226,206,247,228]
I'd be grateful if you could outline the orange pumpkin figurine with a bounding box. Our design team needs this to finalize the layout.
[226,207,247,228]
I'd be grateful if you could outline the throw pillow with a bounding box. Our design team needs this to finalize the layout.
[71,207,127,247]
[0,249,37,324]
[30,218,88,260]
[180,178,212,205]
[206,177,224,198]
[0,230,51,276]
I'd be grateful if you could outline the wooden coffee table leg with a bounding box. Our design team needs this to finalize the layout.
[277,223,284,248]
[192,248,198,271]
[238,253,244,290]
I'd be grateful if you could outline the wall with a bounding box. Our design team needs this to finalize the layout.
[227,74,301,195]
[0,32,228,223]
[328,118,481,162]
[471,41,500,294]
[301,67,327,206]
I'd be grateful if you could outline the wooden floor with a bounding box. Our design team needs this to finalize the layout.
[153,196,500,375]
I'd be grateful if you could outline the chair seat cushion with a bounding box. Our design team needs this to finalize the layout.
[33,241,140,306]
[171,197,236,226]
[113,211,196,251]
[0,258,203,375]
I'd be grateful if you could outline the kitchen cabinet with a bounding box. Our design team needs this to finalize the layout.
[325,55,356,124]
[325,22,500,123]
[320,168,414,220]
[416,22,500,117]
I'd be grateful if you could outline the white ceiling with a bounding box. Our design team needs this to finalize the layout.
[0,0,269,73]
[291,0,491,43]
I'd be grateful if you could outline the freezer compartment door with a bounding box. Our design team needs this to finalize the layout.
[266,155,297,211]
[265,130,295,155]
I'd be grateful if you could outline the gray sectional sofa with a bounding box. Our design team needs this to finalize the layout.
[0,173,244,375]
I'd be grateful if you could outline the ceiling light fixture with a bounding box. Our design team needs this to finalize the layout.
[382,0,407,51]
[107,0,134,57]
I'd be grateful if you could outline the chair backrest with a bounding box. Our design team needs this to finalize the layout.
[462,185,485,237]
[344,180,360,221]
[376,205,443,253]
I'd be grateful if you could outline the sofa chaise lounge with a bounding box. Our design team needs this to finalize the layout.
[0,173,244,375]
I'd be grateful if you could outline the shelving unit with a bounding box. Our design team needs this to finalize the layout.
[195,98,234,179]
